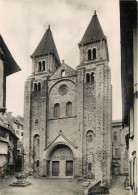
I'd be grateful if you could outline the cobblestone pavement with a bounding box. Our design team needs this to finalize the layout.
[0,175,130,195]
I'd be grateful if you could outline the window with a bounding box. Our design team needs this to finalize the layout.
[66,102,72,116]
[88,163,92,171]
[114,131,117,140]
[21,132,23,136]
[88,49,91,60]
[34,83,37,91]
[35,119,38,126]
[86,130,94,143]
[38,61,42,71]
[42,61,45,71]
[36,138,39,146]
[91,72,95,82]
[38,82,41,91]
[61,70,65,77]
[115,148,119,157]
[37,160,39,167]
[17,124,20,129]
[54,103,60,117]
[93,48,96,59]
[86,73,90,82]
[88,134,92,142]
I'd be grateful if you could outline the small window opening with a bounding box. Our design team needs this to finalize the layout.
[37,160,39,167]
[93,48,96,59]
[54,103,60,117]
[86,73,90,82]
[38,82,41,91]
[88,49,91,60]
[66,102,72,116]
[39,61,41,71]
[61,70,65,77]
[43,61,45,71]
[34,83,37,91]
[88,134,92,142]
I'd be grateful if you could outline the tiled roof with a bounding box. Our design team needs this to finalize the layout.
[31,26,60,63]
[79,11,105,45]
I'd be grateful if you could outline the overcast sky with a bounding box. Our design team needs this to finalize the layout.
[0,0,121,120]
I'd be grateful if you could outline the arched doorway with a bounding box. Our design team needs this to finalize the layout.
[46,144,74,177]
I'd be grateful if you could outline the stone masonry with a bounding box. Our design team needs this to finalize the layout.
[23,11,112,186]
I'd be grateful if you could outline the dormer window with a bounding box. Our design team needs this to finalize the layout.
[92,48,96,59]
[61,70,65,77]
[88,49,91,61]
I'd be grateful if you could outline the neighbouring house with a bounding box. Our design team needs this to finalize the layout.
[120,0,138,194]
[0,34,21,176]
[1,112,24,171]
[112,120,129,176]
[24,11,112,186]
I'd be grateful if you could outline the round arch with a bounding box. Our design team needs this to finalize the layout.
[45,141,76,160]
[48,79,77,95]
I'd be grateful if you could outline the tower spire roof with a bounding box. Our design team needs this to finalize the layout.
[31,26,60,63]
[79,11,105,45]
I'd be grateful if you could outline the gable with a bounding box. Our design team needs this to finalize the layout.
[50,62,77,80]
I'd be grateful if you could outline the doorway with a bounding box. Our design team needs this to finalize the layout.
[66,160,73,176]
[52,161,59,176]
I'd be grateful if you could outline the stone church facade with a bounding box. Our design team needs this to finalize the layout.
[23,11,112,186]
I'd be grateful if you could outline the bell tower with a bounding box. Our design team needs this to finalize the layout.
[78,10,109,66]
[31,25,61,75]
[77,11,112,185]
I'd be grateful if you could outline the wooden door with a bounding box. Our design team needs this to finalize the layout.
[52,161,59,176]
[66,161,73,176]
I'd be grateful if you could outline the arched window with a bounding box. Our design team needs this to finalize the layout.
[86,73,90,82]
[61,70,65,77]
[88,49,91,60]
[88,134,93,142]
[34,83,37,91]
[86,130,94,143]
[54,103,60,117]
[66,102,72,116]
[93,48,96,59]
[114,131,117,140]
[38,61,42,71]
[115,148,119,157]
[91,72,95,82]
[38,82,41,91]
[42,61,45,71]
[88,163,92,171]
[35,119,38,126]
[36,138,39,146]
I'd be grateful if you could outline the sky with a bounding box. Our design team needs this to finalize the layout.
[0,0,121,120]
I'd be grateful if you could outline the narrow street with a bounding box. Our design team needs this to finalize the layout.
[0,175,129,195]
